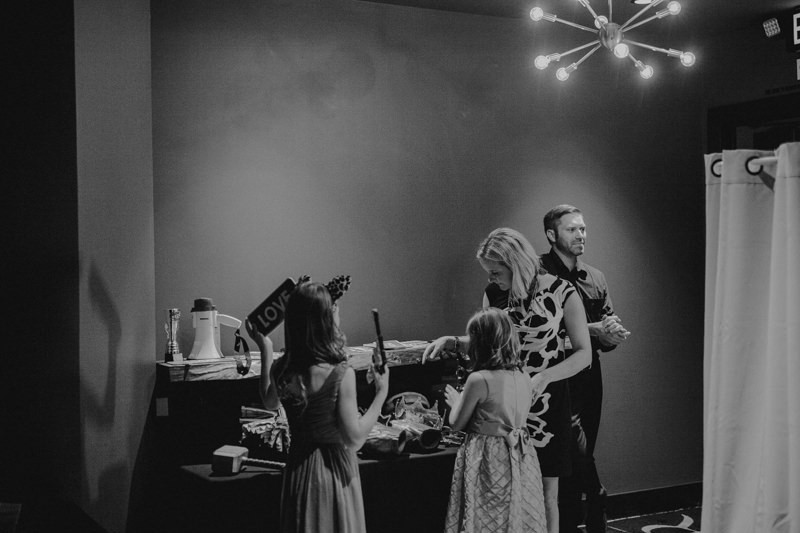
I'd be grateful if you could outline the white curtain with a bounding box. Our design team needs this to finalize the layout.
[703,142,800,533]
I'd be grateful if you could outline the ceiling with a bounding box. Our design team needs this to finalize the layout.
[358,0,800,35]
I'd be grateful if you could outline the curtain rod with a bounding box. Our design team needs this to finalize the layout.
[710,154,778,180]
[712,155,778,172]
[749,156,778,166]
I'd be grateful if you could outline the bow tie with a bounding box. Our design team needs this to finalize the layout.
[567,269,587,282]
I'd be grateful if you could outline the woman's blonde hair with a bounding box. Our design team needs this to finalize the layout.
[476,227,540,301]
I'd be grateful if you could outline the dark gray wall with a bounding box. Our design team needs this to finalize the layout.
[3,2,153,533]
[151,0,709,494]
[75,1,155,531]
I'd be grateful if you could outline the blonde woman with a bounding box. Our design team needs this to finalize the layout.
[424,228,591,533]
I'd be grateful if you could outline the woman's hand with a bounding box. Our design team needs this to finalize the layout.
[444,384,461,409]
[530,372,552,400]
[422,336,450,364]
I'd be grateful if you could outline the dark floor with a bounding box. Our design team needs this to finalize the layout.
[606,506,702,532]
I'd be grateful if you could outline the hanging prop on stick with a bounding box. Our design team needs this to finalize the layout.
[372,308,388,374]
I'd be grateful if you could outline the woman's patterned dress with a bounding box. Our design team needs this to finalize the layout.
[485,272,577,477]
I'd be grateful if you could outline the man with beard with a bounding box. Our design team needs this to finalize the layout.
[539,205,631,533]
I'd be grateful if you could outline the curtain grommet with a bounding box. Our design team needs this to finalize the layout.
[711,159,723,178]
[745,156,763,176]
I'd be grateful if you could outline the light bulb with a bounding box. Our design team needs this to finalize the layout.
[639,65,654,78]
[556,67,570,81]
[613,43,630,58]
[534,55,550,69]
[667,1,681,15]
[680,52,695,66]
[530,7,544,21]
[594,15,608,28]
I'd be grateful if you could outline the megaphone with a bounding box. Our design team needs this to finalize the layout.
[188,297,242,360]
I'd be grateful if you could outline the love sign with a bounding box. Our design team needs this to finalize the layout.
[247,278,296,336]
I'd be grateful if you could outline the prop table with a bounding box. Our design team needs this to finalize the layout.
[154,343,457,466]
[173,447,458,533]
[151,343,460,532]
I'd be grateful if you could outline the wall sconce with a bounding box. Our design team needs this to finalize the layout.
[530,0,695,81]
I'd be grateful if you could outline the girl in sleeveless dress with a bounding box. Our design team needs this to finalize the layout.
[443,307,548,533]
[246,280,389,533]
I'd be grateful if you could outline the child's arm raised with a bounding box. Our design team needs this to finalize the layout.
[337,365,390,450]
[245,319,280,410]
[445,372,488,432]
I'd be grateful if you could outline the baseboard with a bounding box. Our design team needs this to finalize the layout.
[607,482,702,519]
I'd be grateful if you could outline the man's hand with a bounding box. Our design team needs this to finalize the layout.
[593,314,630,346]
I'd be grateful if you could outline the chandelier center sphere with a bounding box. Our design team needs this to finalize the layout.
[599,22,624,50]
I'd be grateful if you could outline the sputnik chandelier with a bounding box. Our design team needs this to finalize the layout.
[530,0,696,81]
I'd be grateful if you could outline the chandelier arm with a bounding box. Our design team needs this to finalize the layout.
[626,51,644,68]
[624,13,662,32]
[620,0,666,30]
[625,39,681,57]
[577,0,600,19]
[626,50,654,78]
[556,40,603,61]
[553,18,599,33]
[608,0,613,23]
[573,43,602,67]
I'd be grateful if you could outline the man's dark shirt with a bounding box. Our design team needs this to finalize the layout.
[539,248,616,357]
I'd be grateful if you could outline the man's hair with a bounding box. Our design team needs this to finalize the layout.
[543,204,582,243]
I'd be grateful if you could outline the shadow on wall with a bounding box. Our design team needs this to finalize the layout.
[81,262,126,526]
[84,262,120,424]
